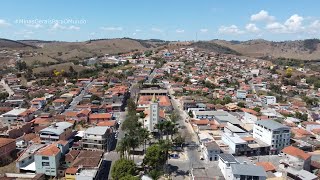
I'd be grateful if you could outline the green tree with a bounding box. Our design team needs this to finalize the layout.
[143,144,167,170]
[223,96,232,104]
[237,102,245,108]
[148,170,163,180]
[116,138,130,159]
[173,135,185,147]
[188,110,194,118]
[0,92,9,101]
[120,175,139,180]
[169,110,180,123]
[90,94,101,102]
[127,98,137,114]
[16,61,27,71]
[163,121,177,140]
[111,159,136,180]
[253,107,261,113]
[144,50,152,57]
[155,122,165,140]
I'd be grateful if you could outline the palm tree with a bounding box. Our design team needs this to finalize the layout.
[163,121,177,140]
[158,140,172,173]
[116,138,130,159]
[137,127,150,153]
[155,122,165,140]
[125,132,140,161]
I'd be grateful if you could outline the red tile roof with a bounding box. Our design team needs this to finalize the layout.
[89,113,112,119]
[65,167,78,174]
[97,120,117,127]
[36,144,60,156]
[256,162,276,172]
[282,146,311,160]
[0,138,15,148]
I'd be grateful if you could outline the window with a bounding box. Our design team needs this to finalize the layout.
[42,156,49,160]
[42,162,50,166]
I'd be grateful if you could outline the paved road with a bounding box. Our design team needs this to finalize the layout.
[0,78,14,96]
[165,82,214,179]
[66,80,95,112]
[104,111,127,180]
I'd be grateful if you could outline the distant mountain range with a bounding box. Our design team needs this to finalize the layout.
[1,38,320,61]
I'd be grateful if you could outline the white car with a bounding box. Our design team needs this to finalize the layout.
[278,153,284,157]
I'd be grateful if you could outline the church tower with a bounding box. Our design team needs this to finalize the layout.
[148,94,159,132]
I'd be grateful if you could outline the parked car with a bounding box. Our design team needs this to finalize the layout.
[278,153,284,157]
[170,154,180,159]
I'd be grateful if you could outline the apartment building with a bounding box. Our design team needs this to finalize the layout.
[35,144,62,177]
[39,122,73,144]
[261,96,277,105]
[82,126,113,151]
[253,120,290,154]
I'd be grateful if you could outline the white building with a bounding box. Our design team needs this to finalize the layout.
[253,120,290,154]
[0,108,29,126]
[202,141,221,161]
[221,132,248,155]
[82,126,112,151]
[145,94,160,132]
[262,96,276,105]
[236,90,247,99]
[280,146,311,171]
[218,154,267,180]
[34,144,62,177]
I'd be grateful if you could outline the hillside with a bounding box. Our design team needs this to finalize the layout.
[190,41,241,55]
[0,38,37,49]
[33,38,168,62]
[213,39,320,60]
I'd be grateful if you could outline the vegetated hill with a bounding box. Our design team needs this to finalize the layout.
[190,41,241,55]
[213,39,320,60]
[0,38,37,49]
[26,38,168,62]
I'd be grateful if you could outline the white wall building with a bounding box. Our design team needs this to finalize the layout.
[236,90,247,99]
[202,141,221,161]
[253,120,290,154]
[218,154,267,180]
[0,108,29,126]
[262,96,276,105]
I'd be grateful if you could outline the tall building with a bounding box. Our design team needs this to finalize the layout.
[146,94,159,132]
[253,120,290,154]
[82,126,113,151]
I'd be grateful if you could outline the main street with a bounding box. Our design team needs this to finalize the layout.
[66,80,95,112]
[164,82,212,179]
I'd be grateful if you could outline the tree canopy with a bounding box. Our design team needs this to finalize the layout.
[111,159,136,180]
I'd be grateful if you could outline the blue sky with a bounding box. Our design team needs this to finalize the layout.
[0,0,320,41]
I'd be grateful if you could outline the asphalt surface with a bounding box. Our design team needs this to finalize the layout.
[66,81,94,111]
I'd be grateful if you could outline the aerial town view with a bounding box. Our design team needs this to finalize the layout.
[0,1,320,180]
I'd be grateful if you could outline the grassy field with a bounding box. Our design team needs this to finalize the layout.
[23,55,58,66]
